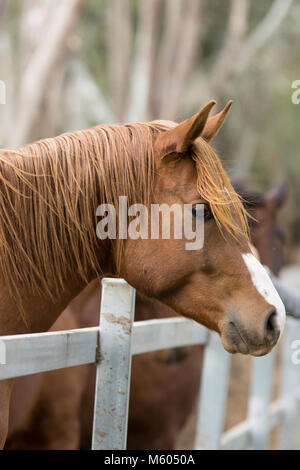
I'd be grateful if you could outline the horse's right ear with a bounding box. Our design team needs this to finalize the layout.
[202,100,233,142]
[156,100,216,157]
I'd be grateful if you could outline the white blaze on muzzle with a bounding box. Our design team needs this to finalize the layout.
[242,253,286,337]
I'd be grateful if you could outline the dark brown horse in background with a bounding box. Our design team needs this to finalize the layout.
[234,182,288,276]
[6,181,288,450]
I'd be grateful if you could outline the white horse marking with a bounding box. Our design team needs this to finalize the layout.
[242,253,286,336]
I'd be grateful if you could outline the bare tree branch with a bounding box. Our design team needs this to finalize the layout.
[14,0,83,146]
[65,60,114,131]
[15,0,66,143]
[35,61,68,140]
[186,0,293,115]
[0,0,8,28]
[127,0,161,122]
[106,0,132,122]
[237,0,294,74]
[19,0,53,67]
[160,0,204,120]
[153,0,183,117]
[232,125,258,178]
[210,0,249,101]
[0,1,15,146]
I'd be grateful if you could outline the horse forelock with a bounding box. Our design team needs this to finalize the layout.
[191,138,249,241]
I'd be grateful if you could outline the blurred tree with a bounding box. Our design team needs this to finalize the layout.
[0,0,84,146]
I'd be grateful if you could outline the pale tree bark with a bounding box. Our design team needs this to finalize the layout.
[37,64,68,140]
[106,0,132,122]
[186,0,293,114]
[210,0,249,101]
[237,0,294,74]
[65,60,114,131]
[0,0,14,146]
[153,0,183,117]
[231,125,258,178]
[19,0,53,67]
[160,0,204,120]
[17,0,70,143]
[14,0,83,147]
[229,0,294,175]
[228,64,272,173]
[0,0,7,26]
[127,0,161,122]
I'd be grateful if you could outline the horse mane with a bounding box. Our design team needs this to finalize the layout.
[0,121,248,312]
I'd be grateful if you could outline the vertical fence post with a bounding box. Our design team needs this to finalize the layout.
[278,318,300,450]
[92,278,136,450]
[247,349,276,449]
[194,331,231,450]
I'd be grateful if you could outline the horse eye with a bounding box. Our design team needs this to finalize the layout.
[192,205,213,221]
[204,206,213,221]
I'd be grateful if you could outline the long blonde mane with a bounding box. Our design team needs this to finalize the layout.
[0,121,248,310]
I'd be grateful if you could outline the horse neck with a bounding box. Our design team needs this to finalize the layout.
[1,124,155,333]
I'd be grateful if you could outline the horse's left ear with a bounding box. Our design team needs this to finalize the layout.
[202,100,233,142]
[156,100,216,156]
[156,99,233,158]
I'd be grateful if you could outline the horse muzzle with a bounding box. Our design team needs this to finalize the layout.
[221,308,281,356]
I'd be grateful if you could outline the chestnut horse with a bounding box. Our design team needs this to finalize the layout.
[5,181,288,450]
[0,100,285,448]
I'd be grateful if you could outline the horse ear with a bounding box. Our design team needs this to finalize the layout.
[202,100,233,142]
[266,183,289,211]
[156,100,216,156]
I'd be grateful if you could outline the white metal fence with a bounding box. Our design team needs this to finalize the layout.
[1,277,300,450]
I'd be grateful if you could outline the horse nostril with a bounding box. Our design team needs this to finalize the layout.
[265,310,279,344]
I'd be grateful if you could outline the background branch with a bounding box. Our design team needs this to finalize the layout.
[237,0,294,74]
[210,0,249,101]
[14,0,83,146]
[106,0,132,122]
[127,0,161,122]
[153,0,183,118]
[160,0,204,120]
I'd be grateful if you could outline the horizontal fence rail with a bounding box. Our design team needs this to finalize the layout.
[132,316,209,355]
[0,327,98,380]
[0,278,300,450]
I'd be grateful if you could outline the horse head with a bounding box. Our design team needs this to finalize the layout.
[121,101,286,356]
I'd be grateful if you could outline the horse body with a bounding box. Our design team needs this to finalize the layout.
[0,100,285,447]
